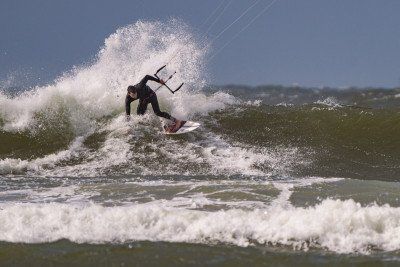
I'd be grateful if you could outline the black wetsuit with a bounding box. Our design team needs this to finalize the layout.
[125,75,172,120]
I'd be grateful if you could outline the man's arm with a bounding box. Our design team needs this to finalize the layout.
[125,94,135,116]
[139,75,165,87]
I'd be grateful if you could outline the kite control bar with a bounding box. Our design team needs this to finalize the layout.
[154,65,167,77]
[154,65,184,94]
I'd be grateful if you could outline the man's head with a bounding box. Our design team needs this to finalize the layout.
[127,85,137,99]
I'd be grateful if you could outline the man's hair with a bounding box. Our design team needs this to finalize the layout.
[127,85,136,93]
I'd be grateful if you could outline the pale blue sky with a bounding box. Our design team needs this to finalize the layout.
[1,0,399,88]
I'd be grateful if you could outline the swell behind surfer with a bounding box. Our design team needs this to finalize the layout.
[125,75,184,132]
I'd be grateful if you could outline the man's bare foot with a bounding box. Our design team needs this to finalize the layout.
[164,124,174,133]
[164,120,186,133]
[164,121,178,133]
[170,120,181,132]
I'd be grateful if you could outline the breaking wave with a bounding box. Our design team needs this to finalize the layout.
[0,20,309,178]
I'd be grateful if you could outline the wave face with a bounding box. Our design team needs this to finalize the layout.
[0,94,398,180]
[212,104,400,181]
[0,20,400,256]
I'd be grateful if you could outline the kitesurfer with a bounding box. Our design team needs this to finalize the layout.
[125,75,183,131]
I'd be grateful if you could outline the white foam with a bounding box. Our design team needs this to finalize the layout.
[0,197,399,254]
[315,97,342,108]
[245,99,262,107]
[196,132,307,176]
[169,91,238,119]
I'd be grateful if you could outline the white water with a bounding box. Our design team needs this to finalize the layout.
[1,178,400,254]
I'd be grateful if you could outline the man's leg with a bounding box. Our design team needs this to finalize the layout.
[149,95,173,120]
[149,95,185,133]
[137,99,149,115]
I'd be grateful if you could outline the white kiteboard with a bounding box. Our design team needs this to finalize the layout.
[164,120,200,135]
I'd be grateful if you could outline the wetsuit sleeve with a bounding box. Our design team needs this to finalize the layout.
[125,94,135,115]
[139,75,161,86]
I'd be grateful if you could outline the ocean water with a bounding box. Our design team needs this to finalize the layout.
[0,20,400,266]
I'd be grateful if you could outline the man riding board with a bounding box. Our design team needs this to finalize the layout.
[125,75,184,132]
